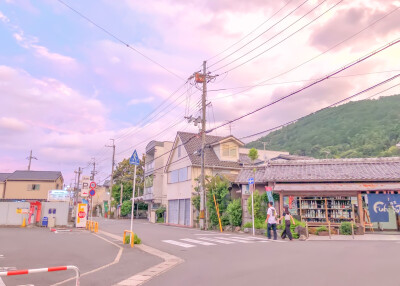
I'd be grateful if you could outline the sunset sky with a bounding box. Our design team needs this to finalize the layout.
[1,0,399,184]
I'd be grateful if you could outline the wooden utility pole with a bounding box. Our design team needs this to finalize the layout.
[200,60,207,230]
[106,139,116,218]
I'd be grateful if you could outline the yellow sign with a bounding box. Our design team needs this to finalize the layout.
[16,208,21,214]
[76,203,88,228]
[199,210,205,219]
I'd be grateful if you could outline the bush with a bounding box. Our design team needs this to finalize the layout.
[156,217,164,223]
[124,233,141,244]
[315,226,328,235]
[226,199,242,226]
[243,218,266,229]
[155,206,166,221]
[340,222,354,235]
[247,190,265,220]
[243,222,252,228]
[120,200,132,217]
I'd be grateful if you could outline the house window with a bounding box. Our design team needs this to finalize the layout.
[169,167,190,183]
[145,175,154,188]
[178,145,181,158]
[222,144,237,157]
[28,184,40,191]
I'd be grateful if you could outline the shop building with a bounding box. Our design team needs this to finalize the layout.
[236,157,400,233]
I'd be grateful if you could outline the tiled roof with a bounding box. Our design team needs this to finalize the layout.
[238,153,264,165]
[178,132,242,169]
[235,157,400,183]
[269,154,314,161]
[6,171,62,181]
[0,173,11,182]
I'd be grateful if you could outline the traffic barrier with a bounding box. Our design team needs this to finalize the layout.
[85,220,98,233]
[123,230,135,248]
[0,265,80,286]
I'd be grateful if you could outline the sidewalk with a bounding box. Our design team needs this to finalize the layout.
[307,234,400,241]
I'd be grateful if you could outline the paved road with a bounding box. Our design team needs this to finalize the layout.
[0,227,161,286]
[99,218,400,286]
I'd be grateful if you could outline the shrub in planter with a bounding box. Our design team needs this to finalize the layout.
[340,222,354,235]
[315,226,329,235]
[124,233,141,244]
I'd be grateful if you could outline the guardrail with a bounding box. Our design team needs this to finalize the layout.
[86,220,98,233]
[0,265,80,286]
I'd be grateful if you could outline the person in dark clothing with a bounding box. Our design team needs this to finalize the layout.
[280,206,295,240]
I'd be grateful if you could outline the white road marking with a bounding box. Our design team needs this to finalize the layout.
[180,238,216,246]
[197,237,235,244]
[0,278,6,286]
[194,233,231,236]
[162,240,195,248]
[214,237,254,243]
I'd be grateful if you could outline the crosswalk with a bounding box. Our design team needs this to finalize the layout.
[162,235,285,248]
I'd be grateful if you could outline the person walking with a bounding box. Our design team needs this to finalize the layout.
[266,201,278,240]
[280,206,295,240]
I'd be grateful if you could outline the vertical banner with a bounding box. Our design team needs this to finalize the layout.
[389,194,400,214]
[265,186,274,203]
[367,194,389,222]
[76,203,88,228]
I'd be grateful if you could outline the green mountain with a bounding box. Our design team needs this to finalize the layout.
[247,94,400,159]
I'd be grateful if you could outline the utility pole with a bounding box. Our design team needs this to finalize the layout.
[106,139,116,218]
[74,167,82,206]
[26,150,37,171]
[91,158,97,182]
[200,60,207,230]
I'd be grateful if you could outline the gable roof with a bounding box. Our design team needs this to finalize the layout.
[235,157,400,183]
[0,173,11,182]
[176,132,242,169]
[6,171,63,181]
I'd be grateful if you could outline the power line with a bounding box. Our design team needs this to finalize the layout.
[57,0,184,80]
[209,4,400,100]
[213,0,343,74]
[208,70,400,94]
[206,37,400,134]
[239,74,400,140]
[207,0,300,65]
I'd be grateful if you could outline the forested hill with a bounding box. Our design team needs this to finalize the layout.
[247,94,400,159]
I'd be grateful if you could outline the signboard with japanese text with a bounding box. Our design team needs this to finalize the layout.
[75,203,87,228]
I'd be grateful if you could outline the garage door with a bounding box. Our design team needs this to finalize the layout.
[168,199,191,226]
[184,199,191,226]
[168,200,179,224]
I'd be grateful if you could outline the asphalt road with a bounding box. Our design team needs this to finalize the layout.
[0,227,161,286]
[99,218,400,286]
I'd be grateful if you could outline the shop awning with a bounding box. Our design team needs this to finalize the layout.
[274,182,400,196]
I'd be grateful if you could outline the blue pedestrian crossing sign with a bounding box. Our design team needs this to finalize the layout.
[248,178,254,185]
[129,150,140,166]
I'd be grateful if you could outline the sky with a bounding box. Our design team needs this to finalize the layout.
[0,0,400,185]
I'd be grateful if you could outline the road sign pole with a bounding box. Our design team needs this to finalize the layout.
[251,184,255,236]
[130,164,137,245]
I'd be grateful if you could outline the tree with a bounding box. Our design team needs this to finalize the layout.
[205,175,230,227]
[111,154,145,203]
[248,148,259,162]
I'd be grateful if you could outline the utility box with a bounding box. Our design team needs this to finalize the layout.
[42,216,48,227]
[48,217,56,228]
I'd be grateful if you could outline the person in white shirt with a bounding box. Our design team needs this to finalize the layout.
[266,201,278,240]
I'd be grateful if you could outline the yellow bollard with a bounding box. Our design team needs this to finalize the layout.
[21,217,26,228]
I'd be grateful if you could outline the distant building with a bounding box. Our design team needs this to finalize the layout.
[2,170,64,201]
[143,140,173,223]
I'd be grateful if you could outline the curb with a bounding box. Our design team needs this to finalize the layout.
[98,230,184,286]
